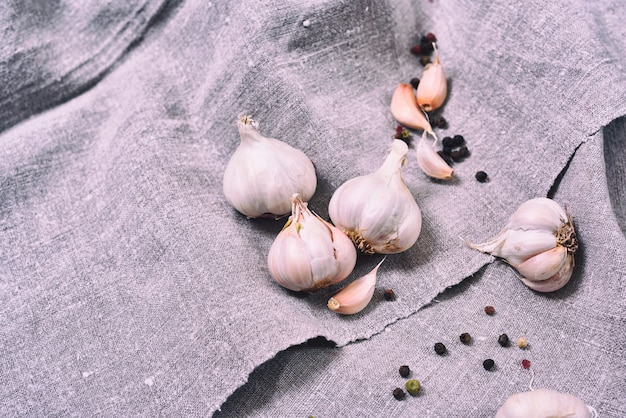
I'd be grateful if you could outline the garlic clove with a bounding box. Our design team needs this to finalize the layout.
[328,259,385,315]
[268,194,357,291]
[390,83,436,137]
[328,140,422,254]
[515,245,568,281]
[416,131,453,179]
[223,115,317,218]
[507,197,568,232]
[416,43,447,112]
[520,253,575,292]
[495,388,592,418]
[469,229,557,267]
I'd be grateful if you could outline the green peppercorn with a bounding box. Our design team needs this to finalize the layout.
[393,387,406,400]
[460,333,472,344]
[434,342,447,355]
[399,365,410,378]
[498,333,510,347]
[405,379,421,396]
[483,359,495,370]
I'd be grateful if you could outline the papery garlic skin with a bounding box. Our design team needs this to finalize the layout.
[469,198,578,292]
[223,115,317,218]
[416,131,453,180]
[416,43,447,112]
[328,258,385,315]
[267,194,357,292]
[495,388,592,418]
[329,140,422,254]
[390,83,436,137]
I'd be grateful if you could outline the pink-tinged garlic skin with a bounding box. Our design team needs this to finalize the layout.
[416,43,447,112]
[267,194,356,292]
[390,83,435,136]
[468,198,578,292]
[495,388,591,418]
[415,132,453,180]
[328,259,385,315]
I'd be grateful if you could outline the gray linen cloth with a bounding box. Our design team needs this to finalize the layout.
[1,0,624,416]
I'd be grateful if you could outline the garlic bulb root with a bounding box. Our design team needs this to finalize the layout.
[468,198,578,292]
[223,115,317,218]
[495,388,592,418]
[329,140,422,254]
[267,194,357,292]
[327,258,385,315]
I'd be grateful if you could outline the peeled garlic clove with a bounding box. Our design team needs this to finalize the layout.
[515,245,568,281]
[495,388,592,418]
[223,115,317,218]
[521,253,574,292]
[390,83,435,137]
[468,198,578,292]
[268,194,357,292]
[328,258,385,315]
[329,140,422,254]
[416,43,447,112]
[416,131,453,180]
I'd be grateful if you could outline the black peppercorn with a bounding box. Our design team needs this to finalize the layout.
[384,289,396,301]
[450,150,462,162]
[399,365,410,378]
[442,146,452,155]
[483,359,495,370]
[459,333,472,345]
[459,145,469,157]
[484,305,495,315]
[437,151,453,165]
[475,171,488,183]
[393,387,406,400]
[409,77,420,89]
[431,116,448,129]
[452,134,465,146]
[498,334,510,347]
[434,342,447,355]
[441,136,453,147]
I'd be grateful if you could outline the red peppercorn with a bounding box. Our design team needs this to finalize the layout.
[425,32,437,43]
[396,125,404,134]
[410,45,422,55]
[522,359,531,369]
[484,306,495,315]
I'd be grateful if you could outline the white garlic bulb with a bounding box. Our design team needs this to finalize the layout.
[329,140,422,254]
[223,115,317,218]
[495,388,593,418]
[469,198,578,292]
[267,194,357,292]
[327,258,385,315]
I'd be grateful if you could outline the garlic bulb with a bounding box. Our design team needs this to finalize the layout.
[327,258,385,315]
[223,115,317,218]
[267,194,357,292]
[416,131,453,180]
[390,83,436,138]
[495,388,593,418]
[416,43,447,112]
[329,140,422,254]
[469,198,578,292]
